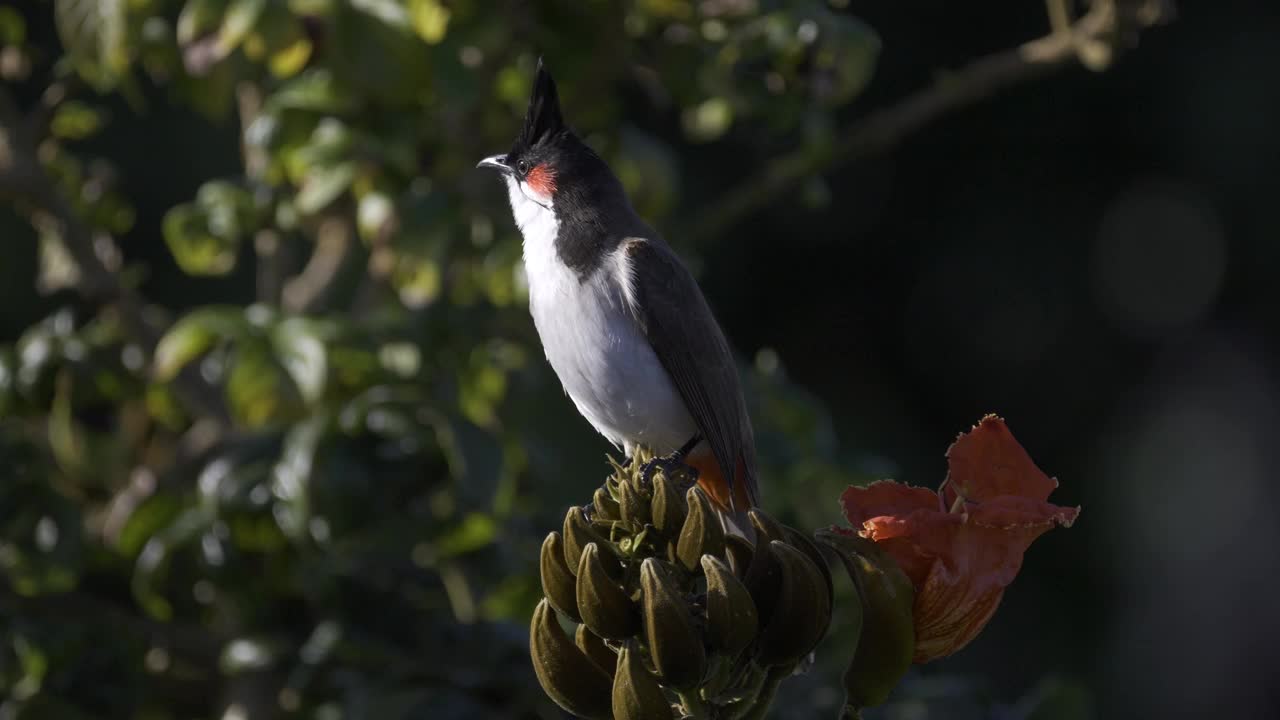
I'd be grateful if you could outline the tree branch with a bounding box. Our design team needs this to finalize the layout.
[681,0,1176,245]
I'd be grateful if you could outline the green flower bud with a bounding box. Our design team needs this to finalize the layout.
[701,554,758,657]
[816,530,913,711]
[563,506,613,573]
[650,471,688,535]
[575,624,618,678]
[724,534,755,578]
[697,652,736,701]
[613,640,674,720]
[530,599,613,720]
[676,486,724,572]
[593,487,621,522]
[745,532,782,624]
[577,542,640,640]
[755,541,833,666]
[541,532,582,622]
[640,558,707,689]
[617,473,650,526]
[748,508,787,546]
[785,526,835,605]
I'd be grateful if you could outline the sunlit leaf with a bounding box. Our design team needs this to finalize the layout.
[271,317,328,405]
[54,0,129,90]
[162,203,238,275]
[295,161,355,215]
[435,513,498,558]
[36,231,81,295]
[49,101,104,140]
[349,0,411,30]
[408,0,451,45]
[271,416,324,540]
[260,11,313,79]
[226,343,303,426]
[114,492,182,557]
[357,190,395,242]
[195,179,257,240]
[683,96,733,142]
[154,306,246,381]
[177,0,227,46]
[216,0,266,57]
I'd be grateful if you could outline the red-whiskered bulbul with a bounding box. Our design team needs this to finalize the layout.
[477,61,759,515]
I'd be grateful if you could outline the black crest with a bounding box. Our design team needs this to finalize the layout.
[519,59,565,148]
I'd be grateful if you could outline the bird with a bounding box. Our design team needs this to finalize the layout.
[477,60,759,517]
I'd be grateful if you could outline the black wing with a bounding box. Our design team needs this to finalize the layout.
[623,238,759,511]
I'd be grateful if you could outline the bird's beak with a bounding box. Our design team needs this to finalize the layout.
[476,154,512,174]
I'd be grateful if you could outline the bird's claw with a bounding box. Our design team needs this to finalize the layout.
[639,453,698,491]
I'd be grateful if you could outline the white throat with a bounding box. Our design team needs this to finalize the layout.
[504,175,559,281]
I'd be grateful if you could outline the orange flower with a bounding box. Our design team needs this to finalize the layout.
[839,415,1079,662]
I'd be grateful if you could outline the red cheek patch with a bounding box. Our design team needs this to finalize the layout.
[526,163,557,197]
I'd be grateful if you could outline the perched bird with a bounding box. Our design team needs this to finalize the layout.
[478,61,759,515]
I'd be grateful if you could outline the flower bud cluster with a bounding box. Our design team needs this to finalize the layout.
[531,457,833,719]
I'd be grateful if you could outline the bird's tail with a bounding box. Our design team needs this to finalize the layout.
[687,451,756,540]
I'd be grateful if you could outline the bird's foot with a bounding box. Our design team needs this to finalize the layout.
[639,454,697,490]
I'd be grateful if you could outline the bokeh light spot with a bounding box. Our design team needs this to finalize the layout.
[1093,179,1226,336]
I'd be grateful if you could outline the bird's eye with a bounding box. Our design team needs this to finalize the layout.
[516,159,530,175]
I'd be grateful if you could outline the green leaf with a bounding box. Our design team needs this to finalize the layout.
[294,161,355,215]
[177,0,228,46]
[226,343,303,427]
[114,492,181,557]
[683,97,733,142]
[408,0,451,44]
[814,12,881,106]
[49,101,105,140]
[177,49,237,117]
[163,203,238,275]
[195,179,257,240]
[271,317,328,405]
[435,513,498,558]
[216,0,266,56]
[132,506,213,620]
[36,230,81,295]
[154,306,246,380]
[268,69,355,112]
[254,7,313,78]
[0,6,27,45]
[349,0,411,30]
[271,416,324,540]
[54,0,129,90]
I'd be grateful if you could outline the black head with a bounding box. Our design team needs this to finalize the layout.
[477,60,615,204]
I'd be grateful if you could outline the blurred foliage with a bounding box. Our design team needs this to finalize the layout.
[0,1,1092,719]
[0,1,881,718]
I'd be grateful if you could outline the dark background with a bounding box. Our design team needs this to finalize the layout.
[3,1,1278,718]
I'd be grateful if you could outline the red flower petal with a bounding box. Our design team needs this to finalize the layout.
[836,418,1080,665]
[944,415,1059,505]
[840,480,939,529]
[911,559,1005,663]
[860,509,956,588]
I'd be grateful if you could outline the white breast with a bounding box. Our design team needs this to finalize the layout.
[505,177,695,454]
